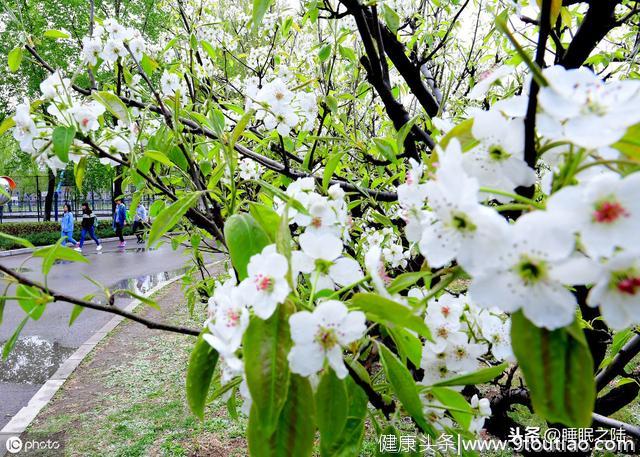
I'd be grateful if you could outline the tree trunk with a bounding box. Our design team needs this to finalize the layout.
[43,169,55,221]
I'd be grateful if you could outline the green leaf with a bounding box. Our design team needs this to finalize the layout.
[140,54,159,75]
[74,156,87,193]
[16,284,49,320]
[388,271,431,295]
[43,29,70,39]
[381,4,400,34]
[316,370,348,455]
[511,311,595,427]
[0,117,16,136]
[33,240,89,275]
[69,305,85,326]
[148,192,200,246]
[186,333,219,420]
[322,153,343,192]
[144,150,173,166]
[92,91,130,124]
[230,109,254,149]
[149,199,165,218]
[52,126,76,162]
[387,327,422,367]
[325,377,368,456]
[396,116,420,155]
[248,203,281,242]
[8,47,23,73]
[223,213,271,281]
[318,44,332,62]
[439,118,476,151]
[338,45,357,62]
[244,300,293,436]
[350,293,432,340]
[113,289,160,310]
[430,387,473,430]
[248,374,315,457]
[612,123,640,160]
[0,231,34,249]
[201,40,217,60]
[373,138,397,163]
[432,362,508,387]
[253,0,274,29]
[2,317,28,360]
[378,343,434,436]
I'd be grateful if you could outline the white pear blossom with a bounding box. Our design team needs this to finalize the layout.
[418,140,510,274]
[160,71,182,97]
[69,101,105,133]
[288,300,366,379]
[81,37,102,65]
[297,231,363,291]
[101,39,127,63]
[587,253,640,330]
[463,110,536,201]
[538,66,640,149]
[469,211,591,330]
[238,158,263,180]
[238,245,291,319]
[546,173,640,259]
[469,394,492,433]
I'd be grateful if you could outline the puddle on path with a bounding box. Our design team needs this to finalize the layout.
[0,336,75,384]
[0,267,186,386]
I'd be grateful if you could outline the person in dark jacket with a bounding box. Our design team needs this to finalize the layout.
[78,202,102,251]
[113,198,127,247]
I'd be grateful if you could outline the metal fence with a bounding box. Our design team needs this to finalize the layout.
[0,175,151,223]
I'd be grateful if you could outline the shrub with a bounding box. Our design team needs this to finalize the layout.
[0,221,119,250]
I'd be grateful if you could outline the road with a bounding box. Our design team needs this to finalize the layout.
[0,240,201,429]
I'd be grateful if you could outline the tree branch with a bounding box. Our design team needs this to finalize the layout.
[0,264,201,337]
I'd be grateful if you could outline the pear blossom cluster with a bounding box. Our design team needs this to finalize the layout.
[397,66,640,331]
[81,18,146,65]
[245,78,318,136]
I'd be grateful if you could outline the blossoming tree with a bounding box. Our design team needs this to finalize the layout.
[2,0,640,453]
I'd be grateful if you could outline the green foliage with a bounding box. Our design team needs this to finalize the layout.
[511,311,595,427]
[186,334,220,420]
[223,213,271,280]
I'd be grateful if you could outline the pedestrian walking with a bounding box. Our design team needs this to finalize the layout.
[132,202,148,243]
[78,202,103,251]
[113,198,127,247]
[60,204,79,248]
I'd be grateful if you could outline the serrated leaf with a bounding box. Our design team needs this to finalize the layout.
[3,317,28,360]
[8,47,23,73]
[316,369,348,455]
[0,117,16,136]
[52,126,76,162]
[33,240,89,275]
[148,192,200,246]
[69,304,84,326]
[511,311,595,427]
[248,374,315,457]
[350,293,432,340]
[186,333,219,419]
[244,300,293,436]
[378,343,435,437]
[432,362,508,387]
[93,91,130,124]
[43,29,70,39]
[224,213,271,281]
[253,0,274,29]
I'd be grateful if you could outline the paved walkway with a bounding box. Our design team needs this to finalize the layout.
[0,240,200,430]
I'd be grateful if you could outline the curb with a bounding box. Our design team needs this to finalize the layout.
[0,235,138,258]
[0,272,189,456]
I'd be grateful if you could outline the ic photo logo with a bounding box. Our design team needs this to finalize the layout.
[5,436,22,454]
[4,435,61,454]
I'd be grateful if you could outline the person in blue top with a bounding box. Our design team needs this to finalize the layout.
[113,198,127,247]
[60,203,78,248]
[132,202,148,244]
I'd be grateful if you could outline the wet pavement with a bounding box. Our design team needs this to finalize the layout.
[0,240,206,429]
